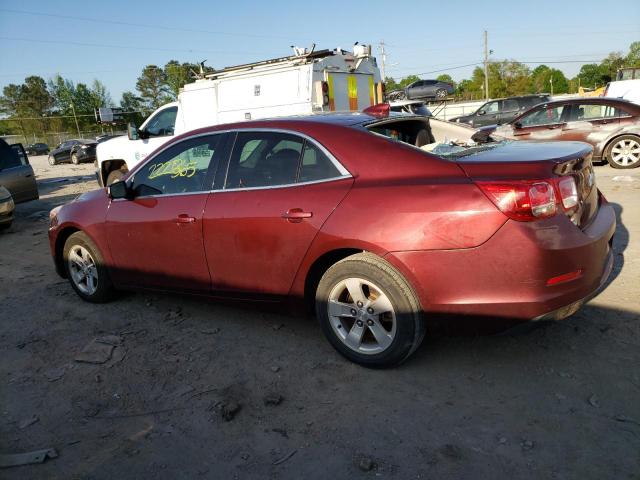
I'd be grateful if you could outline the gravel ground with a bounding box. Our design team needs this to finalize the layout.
[1,155,639,479]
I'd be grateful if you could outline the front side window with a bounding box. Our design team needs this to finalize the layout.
[131,134,223,196]
[570,104,620,121]
[144,106,178,137]
[224,132,343,189]
[0,142,25,169]
[519,105,567,126]
[483,102,499,114]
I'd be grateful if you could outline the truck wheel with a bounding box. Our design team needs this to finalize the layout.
[48,155,57,166]
[106,169,125,186]
[315,252,425,368]
[71,152,80,165]
[606,135,640,169]
[63,232,115,303]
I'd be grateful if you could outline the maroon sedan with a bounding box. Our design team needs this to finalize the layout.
[48,111,615,367]
[495,97,640,169]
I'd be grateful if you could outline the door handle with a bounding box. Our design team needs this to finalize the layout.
[282,208,312,223]
[175,214,196,224]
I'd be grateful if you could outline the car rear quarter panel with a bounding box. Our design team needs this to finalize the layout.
[288,126,508,300]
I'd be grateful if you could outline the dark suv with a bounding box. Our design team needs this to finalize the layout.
[451,94,551,127]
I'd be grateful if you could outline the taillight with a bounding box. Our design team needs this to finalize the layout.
[477,181,556,221]
[557,177,578,210]
[477,176,580,222]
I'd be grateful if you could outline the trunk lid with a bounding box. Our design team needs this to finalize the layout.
[455,141,598,228]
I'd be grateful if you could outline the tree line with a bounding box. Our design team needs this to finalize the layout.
[385,41,640,100]
[1,42,638,141]
[0,60,210,140]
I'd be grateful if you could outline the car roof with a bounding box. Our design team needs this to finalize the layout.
[530,96,640,111]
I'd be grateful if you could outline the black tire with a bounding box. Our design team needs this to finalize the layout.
[315,252,425,368]
[605,135,640,169]
[106,169,125,186]
[435,89,447,99]
[71,151,80,165]
[63,231,115,303]
[48,155,56,166]
[0,222,11,231]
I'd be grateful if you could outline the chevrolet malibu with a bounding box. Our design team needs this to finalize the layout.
[48,110,615,367]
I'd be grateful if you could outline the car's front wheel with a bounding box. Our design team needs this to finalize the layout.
[435,88,447,99]
[315,252,425,368]
[63,232,115,303]
[48,155,56,166]
[606,135,640,169]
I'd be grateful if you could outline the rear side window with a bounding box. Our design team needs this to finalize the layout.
[502,99,519,111]
[224,131,343,189]
[570,104,620,121]
[0,141,26,169]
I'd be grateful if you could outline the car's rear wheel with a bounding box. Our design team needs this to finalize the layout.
[435,88,447,99]
[63,232,115,303]
[71,152,80,165]
[0,222,11,231]
[315,252,425,368]
[106,169,125,186]
[606,135,640,169]
[48,155,56,166]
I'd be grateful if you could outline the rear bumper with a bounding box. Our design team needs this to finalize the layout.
[385,199,616,321]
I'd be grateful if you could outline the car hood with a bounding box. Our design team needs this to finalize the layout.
[96,135,130,159]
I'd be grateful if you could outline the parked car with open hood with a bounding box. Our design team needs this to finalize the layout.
[49,106,614,367]
[495,97,640,168]
[48,139,97,165]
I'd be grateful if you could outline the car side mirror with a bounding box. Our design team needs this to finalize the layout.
[477,110,486,116]
[514,121,523,129]
[108,180,131,200]
[127,122,140,141]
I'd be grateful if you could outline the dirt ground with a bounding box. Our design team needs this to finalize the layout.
[1,154,639,480]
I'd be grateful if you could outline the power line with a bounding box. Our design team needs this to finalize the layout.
[0,36,266,56]
[0,8,295,40]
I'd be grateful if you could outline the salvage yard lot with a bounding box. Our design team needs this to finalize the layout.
[1,156,639,479]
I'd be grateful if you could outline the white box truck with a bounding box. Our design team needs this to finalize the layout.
[97,45,382,185]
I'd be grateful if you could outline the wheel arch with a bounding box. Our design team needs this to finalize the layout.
[54,226,82,278]
[602,132,640,161]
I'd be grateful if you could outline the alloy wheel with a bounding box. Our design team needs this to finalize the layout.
[67,245,98,295]
[327,277,396,355]
[610,138,640,167]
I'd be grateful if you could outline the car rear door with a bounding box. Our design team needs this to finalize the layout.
[497,99,520,124]
[0,142,38,203]
[202,130,353,298]
[562,102,621,144]
[105,133,231,292]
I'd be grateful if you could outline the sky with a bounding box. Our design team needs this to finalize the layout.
[0,0,639,104]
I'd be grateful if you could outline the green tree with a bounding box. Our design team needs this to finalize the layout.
[120,91,146,124]
[90,80,113,108]
[576,63,608,89]
[600,51,625,82]
[625,41,640,66]
[436,74,454,85]
[136,65,169,110]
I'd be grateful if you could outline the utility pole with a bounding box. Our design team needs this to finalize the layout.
[483,30,489,100]
[550,75,554,96]
[379,40,386,81]
[70,103,81,137]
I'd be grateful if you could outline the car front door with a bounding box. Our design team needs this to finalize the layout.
[0,142,38,203]
[202,130,353,298]
[474,101,501,126]
[105,133,231,292]
[510,104,570,139]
